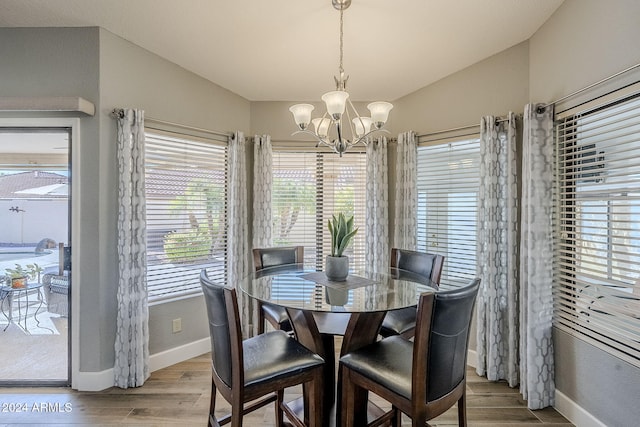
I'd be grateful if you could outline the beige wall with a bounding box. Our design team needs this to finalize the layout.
[99,28,250,365]
[392,41,529,134]
[0,26,251,375]
[529,1,640,426]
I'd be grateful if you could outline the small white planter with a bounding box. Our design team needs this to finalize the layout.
[325,255,349,281]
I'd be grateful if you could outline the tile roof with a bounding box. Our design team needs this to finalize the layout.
[0,171,68,199]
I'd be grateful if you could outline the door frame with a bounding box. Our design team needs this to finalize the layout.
[0,117,80,386]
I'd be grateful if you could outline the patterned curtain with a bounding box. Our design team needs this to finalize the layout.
[253,135,273,248]
[394,131,417,250]
[365,137,389,273]
[227,132,252,337]
[520,104,555,409]
[476,113,519,388]
[114,108,149,388]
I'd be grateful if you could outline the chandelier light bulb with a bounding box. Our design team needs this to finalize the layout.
[367,102,393,128]
[321,91,349,120]
[353,117,372,137]
[312,118,332,138]
[289,104,315,130]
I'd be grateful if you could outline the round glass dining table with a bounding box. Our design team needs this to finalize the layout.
[239,264,438,427]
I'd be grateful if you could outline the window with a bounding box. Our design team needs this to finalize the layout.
[555,91,640,366]
[416,137,480,287]
[145,129,227,302]
[271,148,366,303]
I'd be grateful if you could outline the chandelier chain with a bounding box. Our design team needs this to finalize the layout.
[339,6,344,75]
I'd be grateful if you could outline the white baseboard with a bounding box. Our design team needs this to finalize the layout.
[468,350,606,427]
[72,338,211,391]
[72,368,115,391]
[555,390,607,427]
[149,338,211,372]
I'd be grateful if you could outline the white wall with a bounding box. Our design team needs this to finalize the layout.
[0,199,68,244]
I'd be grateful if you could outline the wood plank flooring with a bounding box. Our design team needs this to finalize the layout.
[0,353,573,426]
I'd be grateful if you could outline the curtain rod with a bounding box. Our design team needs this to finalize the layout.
[416,114,517,139]
[416,123,479,138]
[110,109,230,138]
[145,117,231,138]
[537,62,640,113]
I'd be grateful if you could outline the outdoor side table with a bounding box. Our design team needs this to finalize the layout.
[0,282,45,333]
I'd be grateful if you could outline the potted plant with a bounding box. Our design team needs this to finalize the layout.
[26,263,43,284]
[4,264,29,288]
[325,212,358,281]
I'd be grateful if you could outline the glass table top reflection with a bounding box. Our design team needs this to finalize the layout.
[239,264,438,313]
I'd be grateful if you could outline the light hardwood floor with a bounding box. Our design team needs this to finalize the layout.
[0,353,573,426]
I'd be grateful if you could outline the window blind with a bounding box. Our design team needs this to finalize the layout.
[271,148,366,275]
[145,130,228,302]
[416,138,480,287]
[555,92,640,366]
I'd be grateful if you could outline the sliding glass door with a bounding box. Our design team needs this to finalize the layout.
[0,127,71,385]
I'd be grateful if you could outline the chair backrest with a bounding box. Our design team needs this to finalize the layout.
[253,246,304,272]
[414,278,481,403]
[391,248,445,285]
[200,269,242,389]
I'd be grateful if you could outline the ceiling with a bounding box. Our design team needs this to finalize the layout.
[0,0,564,102]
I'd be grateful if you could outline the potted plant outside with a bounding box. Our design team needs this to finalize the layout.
[4,264,29,288]
[3,263,42,289]
[325,213,358,281]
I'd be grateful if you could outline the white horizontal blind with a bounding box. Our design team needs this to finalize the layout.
[271,149,367,272]
[416,138,480,287]
[144,130,227,302]
[555,93,640,366]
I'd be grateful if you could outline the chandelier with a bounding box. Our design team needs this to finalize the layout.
[288,0,393,156]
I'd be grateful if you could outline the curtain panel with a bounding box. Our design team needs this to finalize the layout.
[114,108,150,388]
[394,131,417,250]
[252,135,273,249]
[365,137,389,273]
[227,132,252,337]
[476,113,520,388]
[520,103,555,409]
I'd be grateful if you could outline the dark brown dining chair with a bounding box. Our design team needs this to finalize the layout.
[339,278,481,427]
[252,246,304,334]
[199,269,324,427]
[378,248,445,338]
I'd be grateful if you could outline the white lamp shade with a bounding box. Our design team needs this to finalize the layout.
[312,118,331,138]
[289,104,315,129]
[367,101,393,126]
[321,91,349,119]
[352,117,372,137]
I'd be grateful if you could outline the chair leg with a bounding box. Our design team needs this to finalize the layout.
[457,392,467,427]
[275,389,285,427]
[208,381,217,427]
[258,302,266,335]
[340,367,356,427]
[392,407,402,427]
[308,368,324,427]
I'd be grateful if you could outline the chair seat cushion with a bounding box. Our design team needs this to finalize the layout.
[340,336,413,400]
[261,302,292,330]
[379,306,417,337]
[243,330,324,387]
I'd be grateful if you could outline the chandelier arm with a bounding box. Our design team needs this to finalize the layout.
[335,119,344,146]
[291,129,332,148]
[345,98,361,141]
[352,128,390,146]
